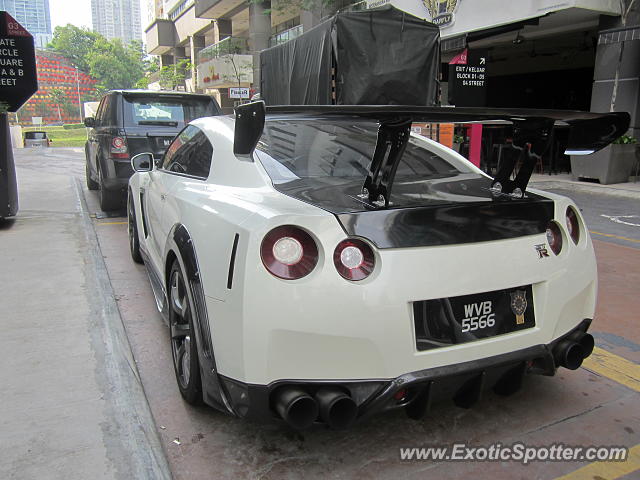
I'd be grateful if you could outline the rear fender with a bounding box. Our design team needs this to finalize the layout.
[165,223,236,415]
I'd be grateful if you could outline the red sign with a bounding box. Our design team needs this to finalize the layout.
[4,13,30,37]
[449,49,468,65]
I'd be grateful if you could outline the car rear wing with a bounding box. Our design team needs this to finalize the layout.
[234,102,630,207]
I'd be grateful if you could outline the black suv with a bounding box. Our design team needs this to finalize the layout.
[85,90,221,210]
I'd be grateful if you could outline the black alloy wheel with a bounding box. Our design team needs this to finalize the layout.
[127,190,143,264]
[169,260,202,405]
[86,159,98,190]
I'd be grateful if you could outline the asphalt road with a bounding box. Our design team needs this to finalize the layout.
[10,147,640,480]
[545,187,640,249]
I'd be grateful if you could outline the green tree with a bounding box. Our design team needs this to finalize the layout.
[86,38,147,91]
[147,57,160,74]
[50,26,147,91]
[48,88,67,122]
[49,25,101,73]
[159,59,192,90]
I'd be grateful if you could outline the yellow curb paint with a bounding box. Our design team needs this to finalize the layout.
[555,444,640,480]
[590,230,640,244]
[582,347,640,393]
[96,221,128,225]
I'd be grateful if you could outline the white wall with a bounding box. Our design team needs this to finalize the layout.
[370,0,619,38]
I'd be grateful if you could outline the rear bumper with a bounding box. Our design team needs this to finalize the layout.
[102,157,133,190]
[215,320,591,425]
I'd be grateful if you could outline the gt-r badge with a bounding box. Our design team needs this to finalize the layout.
[510,290,527,325]
[535,244,550,258]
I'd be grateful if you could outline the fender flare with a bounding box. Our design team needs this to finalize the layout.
[164,223,236,416]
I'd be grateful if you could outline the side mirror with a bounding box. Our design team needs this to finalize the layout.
[131,152,154,172]
[84,117,95,128]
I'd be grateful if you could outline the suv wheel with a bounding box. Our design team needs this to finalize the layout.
[98,163,122,211]
[85,155,99,191]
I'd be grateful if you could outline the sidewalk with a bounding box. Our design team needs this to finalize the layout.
[530,172,640,199]
[0,154,170,479]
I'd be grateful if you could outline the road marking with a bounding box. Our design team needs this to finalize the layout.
[554,444,640,480]
[590,230,640,244]
[601,214,640,227]
[97,221,128,226]
[582,347,640,393]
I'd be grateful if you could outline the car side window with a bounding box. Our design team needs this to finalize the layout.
[94,98,106,126]
[161,125,213,179]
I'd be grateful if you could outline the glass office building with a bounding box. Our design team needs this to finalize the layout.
[91,0,142,44]
[0,0,53,48]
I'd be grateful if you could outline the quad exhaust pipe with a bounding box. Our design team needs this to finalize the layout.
[273,387,319,430]
[554,332,595,370]
[273,386,358,429]
[315,388,358,430]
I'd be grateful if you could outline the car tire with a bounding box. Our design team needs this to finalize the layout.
[98,163,121,211]
[169,259,203,405]
[85,157,99,191]
[127,190,143,264]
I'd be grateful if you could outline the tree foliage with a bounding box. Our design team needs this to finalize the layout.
[159,59,192,91]
[49,25,101,72]
[49,25,147,92]
[48,87,67,122]
[86,38,147,91]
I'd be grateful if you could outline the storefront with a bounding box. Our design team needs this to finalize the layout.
[368,0,637,174]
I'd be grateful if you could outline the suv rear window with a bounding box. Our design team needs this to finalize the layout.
[123,95,219,127]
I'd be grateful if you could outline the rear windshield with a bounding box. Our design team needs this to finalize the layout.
[123,95,219,127]
[256,119,472,183]
[25,132,46,139]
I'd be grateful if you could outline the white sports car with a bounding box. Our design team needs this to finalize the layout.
[127,102,628,429]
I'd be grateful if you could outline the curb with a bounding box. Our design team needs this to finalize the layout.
[74,177,173,480]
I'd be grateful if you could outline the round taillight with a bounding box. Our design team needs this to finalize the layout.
[112,136,125,149]
[566,206,580,244]
[546,221,563,255]
[261,226,318,280]
[334,239,375,281]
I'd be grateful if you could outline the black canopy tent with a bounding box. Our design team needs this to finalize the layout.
[260,6,441,106]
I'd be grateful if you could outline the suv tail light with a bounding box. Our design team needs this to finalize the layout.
[111,136,129,159]
[261,226,318,280]
[566,206,580,244]
[334,239,375,281]
[546,221,563,255]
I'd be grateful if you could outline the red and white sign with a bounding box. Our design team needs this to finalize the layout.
[5,13,30,37]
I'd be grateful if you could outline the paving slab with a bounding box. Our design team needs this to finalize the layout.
[0,150,170,480]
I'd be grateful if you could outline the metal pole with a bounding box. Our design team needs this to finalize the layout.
[75,65,82,122]
[0,113,18,218]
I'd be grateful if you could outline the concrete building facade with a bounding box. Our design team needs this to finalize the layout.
[0,0,52,48]
[91,0,142,44]
[144,0,638,138]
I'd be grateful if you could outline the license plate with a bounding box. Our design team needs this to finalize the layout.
[414,286,535,350]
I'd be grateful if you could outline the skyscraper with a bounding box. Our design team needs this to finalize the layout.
[91,0,142,44]
[0,0,52,48]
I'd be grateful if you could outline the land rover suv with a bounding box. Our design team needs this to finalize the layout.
[84,90,222,211]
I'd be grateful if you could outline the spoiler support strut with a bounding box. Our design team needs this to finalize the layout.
[361,119,412,207]
[491,118,555,198]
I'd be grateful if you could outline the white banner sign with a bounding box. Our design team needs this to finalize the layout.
[229,87,250,99]
[367,0,618,39]
[197,54,253,90]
